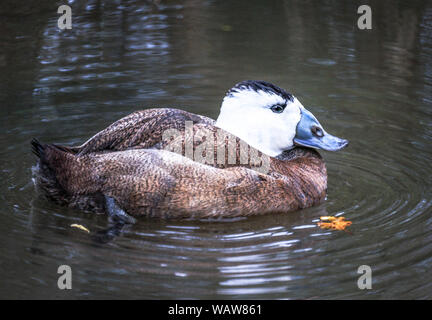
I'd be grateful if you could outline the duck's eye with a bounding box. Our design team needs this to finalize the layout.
[270,104,285,113]
[311,126,324,137]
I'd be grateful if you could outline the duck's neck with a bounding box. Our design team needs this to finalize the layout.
[275,147,322,162]
[272,147,326,184]
[272,147,327,207]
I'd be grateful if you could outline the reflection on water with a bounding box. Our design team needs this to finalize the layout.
[0,0,432,299]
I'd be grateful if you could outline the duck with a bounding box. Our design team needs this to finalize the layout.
[31,80,348,221]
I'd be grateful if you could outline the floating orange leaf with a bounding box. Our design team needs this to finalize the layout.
[317,216,352,231]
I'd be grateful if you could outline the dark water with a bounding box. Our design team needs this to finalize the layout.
[1,0,432,299]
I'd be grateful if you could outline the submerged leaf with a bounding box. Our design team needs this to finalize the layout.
[317,216,352,231]
[70,224,90,233]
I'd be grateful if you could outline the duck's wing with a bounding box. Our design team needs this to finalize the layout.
[157,121,272,173]
[75,108,215,156]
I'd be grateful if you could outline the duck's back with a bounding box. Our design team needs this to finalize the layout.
[75,108,215,155]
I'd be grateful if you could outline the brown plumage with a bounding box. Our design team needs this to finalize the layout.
[31,108,327,219]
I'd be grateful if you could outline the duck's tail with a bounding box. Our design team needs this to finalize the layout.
[31,139,107,213]
[31,139,76,206]
[31,138,45,159]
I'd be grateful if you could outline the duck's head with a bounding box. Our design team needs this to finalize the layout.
[215,80,348,157]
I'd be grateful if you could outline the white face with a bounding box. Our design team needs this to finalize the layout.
[215,86,304,157]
